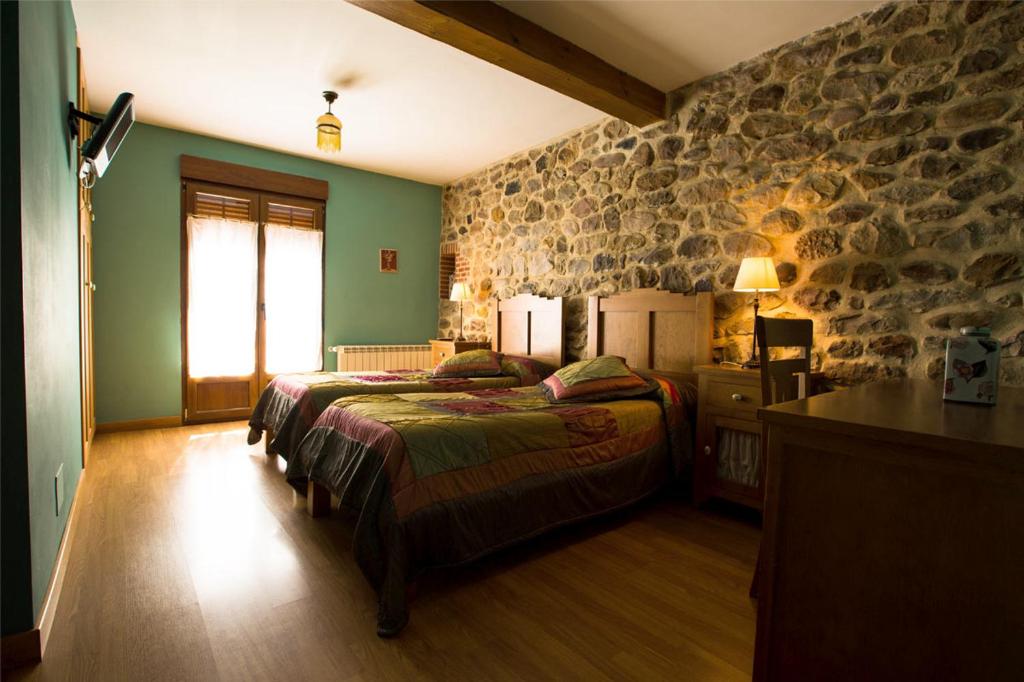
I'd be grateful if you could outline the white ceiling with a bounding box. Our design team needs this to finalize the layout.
[74,1,880,186]
[499,0,882,92]
[72,0,603,185]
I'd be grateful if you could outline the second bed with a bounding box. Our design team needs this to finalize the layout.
[247,293,564,459]
[286,289,714,636]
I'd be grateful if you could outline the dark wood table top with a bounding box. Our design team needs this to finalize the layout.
[759,379,1024,462]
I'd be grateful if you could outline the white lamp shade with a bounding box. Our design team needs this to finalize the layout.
[733,257,780,292]
[449,281,470,302]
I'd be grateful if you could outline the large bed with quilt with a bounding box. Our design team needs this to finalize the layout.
[247,294,564,459]
[288,289,714,636]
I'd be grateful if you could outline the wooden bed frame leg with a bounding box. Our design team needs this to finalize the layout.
[264,427,275,456]
[306,480,331,517]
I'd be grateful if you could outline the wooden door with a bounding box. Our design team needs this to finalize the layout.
[77,47,95,465]
[181,182,261,423]
[257,192,325,391]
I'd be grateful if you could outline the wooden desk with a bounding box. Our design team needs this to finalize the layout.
[754,379,1024,682]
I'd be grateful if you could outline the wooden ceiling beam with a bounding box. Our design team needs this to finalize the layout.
[348,0,667,127]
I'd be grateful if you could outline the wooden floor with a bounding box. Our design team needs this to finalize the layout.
[13,422,760,681]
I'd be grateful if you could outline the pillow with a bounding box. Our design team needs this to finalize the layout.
[432,349,502,378]
[552,355,633,388]
[499,354,556,386]
[541,356,656,402]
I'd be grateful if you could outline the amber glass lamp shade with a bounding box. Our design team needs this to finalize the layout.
[316,112,342,153]
[316,91,341,153]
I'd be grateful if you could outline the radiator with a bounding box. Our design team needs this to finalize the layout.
[328,344,432,372]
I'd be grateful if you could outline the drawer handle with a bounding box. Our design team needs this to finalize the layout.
[731,393,745,402]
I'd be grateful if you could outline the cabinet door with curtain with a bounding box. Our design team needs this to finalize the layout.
[181,182,324,423]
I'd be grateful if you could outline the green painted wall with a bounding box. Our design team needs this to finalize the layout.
[0,0,33,636]
[17,0,83,626]
[91,123,441,423]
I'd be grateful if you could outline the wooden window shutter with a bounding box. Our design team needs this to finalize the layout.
[193,191,253,221]
[265,202,318,229]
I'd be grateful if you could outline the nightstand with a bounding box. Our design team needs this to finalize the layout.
[429,339,491,367]
[694,364,765,510]
[694,363,821,510]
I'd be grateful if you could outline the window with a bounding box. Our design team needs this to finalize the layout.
[180,157,327,423]
[263,219,323,374]
[186,213,259,378]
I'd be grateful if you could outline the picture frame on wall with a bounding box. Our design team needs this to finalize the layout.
[379,248,398,273]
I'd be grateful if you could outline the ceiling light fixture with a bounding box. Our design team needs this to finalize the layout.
[316,91,342,153]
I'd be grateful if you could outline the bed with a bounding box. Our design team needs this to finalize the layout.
[288,289,714,636]
[247,293,565,460]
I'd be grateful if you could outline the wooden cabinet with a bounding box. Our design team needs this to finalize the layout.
[428,339,491,368]
[754,379,1024,681]
[694,364,766,509]
[695,363,822,510]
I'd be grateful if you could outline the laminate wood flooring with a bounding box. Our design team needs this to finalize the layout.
[12,421,759,681]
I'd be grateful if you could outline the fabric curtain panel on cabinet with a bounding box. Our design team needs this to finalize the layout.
[263,223,323,374]
[186,215,259,378]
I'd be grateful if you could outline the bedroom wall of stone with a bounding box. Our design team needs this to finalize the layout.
[439,0,1024,385]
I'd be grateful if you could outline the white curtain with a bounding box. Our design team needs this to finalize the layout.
[264,224,323,374]
[716,428,761,488]
[187,216,259,378]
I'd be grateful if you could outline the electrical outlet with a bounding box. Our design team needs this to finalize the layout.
[55,463,65,516]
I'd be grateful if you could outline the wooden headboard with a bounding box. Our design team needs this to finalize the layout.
[488,294,565,367]
[587,289,713,379]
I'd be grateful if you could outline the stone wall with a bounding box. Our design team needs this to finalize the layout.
[439,0,1024,386]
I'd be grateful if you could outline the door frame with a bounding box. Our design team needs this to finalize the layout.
[257,191,327,391]
[179,181,262,424]
[179,175,326,424]
[77,45,95,466]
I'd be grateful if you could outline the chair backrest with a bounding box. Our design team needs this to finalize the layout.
[756,316,813,407]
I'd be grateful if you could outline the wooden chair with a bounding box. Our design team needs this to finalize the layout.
[756,316,813,406]
[750,315,813,599]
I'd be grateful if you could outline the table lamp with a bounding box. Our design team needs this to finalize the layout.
[449,281,471,341]
[733,257,780,369]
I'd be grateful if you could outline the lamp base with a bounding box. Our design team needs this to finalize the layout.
[743,296,762,370]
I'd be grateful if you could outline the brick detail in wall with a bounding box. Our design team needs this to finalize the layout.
[439,253,456,299]
[438,243,472,300]
[454,254,470,283]
[438,0,1024,387]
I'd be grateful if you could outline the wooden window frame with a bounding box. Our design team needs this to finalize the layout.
[180,154,328,201]
[257,190,327,388]
[180,156,327,424]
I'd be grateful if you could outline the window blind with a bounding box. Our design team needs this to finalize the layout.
[266,202,317,229]
[194,191,252,221]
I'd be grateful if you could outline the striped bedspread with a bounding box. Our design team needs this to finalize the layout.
[286,375,692,635]
[247,370,519,460]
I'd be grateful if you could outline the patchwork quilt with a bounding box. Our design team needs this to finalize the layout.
[247,370,519,460]
[286,376,692,636]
